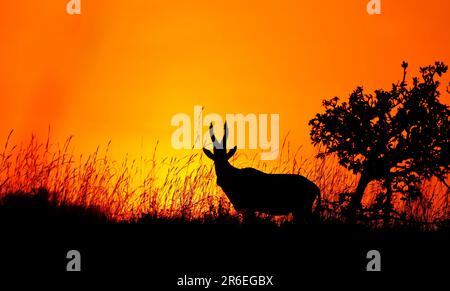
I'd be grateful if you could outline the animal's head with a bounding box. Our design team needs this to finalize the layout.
[203,122,237,163]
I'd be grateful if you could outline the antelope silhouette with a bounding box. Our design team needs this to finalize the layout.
[203,122,320,222]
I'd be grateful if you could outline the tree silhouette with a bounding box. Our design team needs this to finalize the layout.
[309,62,450,219]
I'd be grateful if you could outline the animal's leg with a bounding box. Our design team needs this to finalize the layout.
[242,209,257,224]
[293,205,312,224]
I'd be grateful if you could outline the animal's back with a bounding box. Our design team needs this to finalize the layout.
[221,168,318,215]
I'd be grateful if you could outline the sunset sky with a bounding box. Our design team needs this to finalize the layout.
[1,0,449,163]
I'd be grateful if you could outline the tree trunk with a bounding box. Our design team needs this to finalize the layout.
[350,168,372,211]
[383,177,393,225]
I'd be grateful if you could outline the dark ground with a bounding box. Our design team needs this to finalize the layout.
[0,191,449,288]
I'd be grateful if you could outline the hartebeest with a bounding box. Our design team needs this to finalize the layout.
[203,122,320,222]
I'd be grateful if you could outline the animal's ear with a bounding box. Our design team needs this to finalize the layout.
[226,146,237,160]
[203,148,215,160]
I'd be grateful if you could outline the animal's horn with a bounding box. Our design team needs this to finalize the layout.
[209,123,220,149]
[223,121,229,149]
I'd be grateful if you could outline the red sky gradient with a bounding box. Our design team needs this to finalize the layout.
[1,0,449,163]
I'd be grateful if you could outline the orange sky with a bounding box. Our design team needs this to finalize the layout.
[1,0,449,163]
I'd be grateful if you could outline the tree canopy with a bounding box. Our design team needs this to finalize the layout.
[309,62,450,210]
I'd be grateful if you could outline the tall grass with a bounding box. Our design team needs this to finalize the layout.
[0,131,449,226]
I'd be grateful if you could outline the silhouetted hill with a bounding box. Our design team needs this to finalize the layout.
[0,189,449,280]
[0,190,450,284]
[0,188,108,226]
